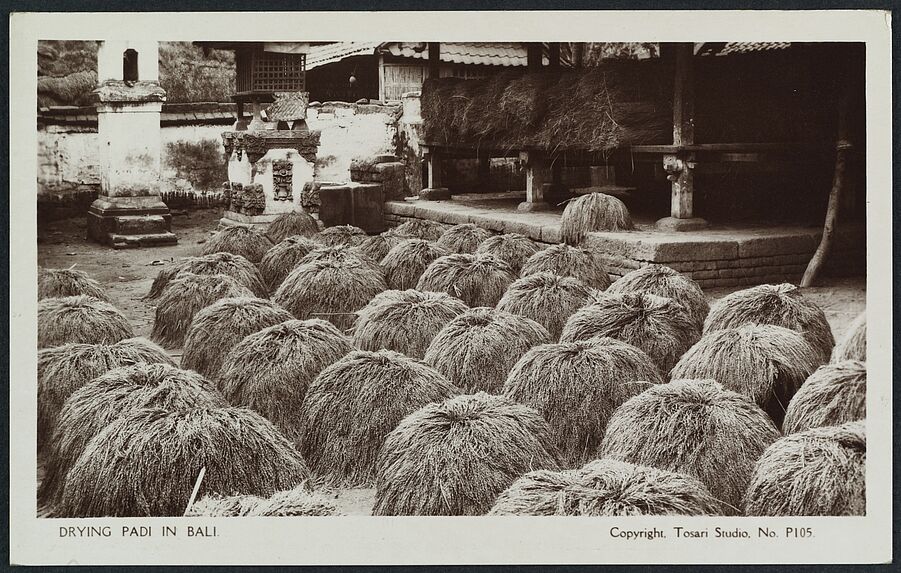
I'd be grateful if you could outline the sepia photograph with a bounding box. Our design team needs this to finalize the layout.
[9,8,893,566]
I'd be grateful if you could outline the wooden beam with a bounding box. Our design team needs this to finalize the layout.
[428,42,440,80]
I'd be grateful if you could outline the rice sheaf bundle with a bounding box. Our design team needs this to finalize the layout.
[39,363,226,511]
[832,310,866,362]
[503,337,663,467]
[704,283,835,365]
[416,252,516,308]
[150,273,254,349]
[561,292,700,374]
[381,239,450,291]
[187,484,338,517]
[274,257,388,331]
[424,307,552,393]
[394,219,449,241]
[181,297,294,379]
[607,264,709,326]
[359,228,416,263]
[352,289,469,359]
[489,458,724,516]
[743,420,866,516]
[58,406,310,517]
[373,392,562,516]
[201,224,274,264]
[560,192,634,245]
[299,350,461,486]
[520,242,612,290]
[38,267,109,301]
[670,324,820,428]
[475,233,540,275]
[316,224,368,247]
[265,210,320,243]
[259,235,321,292]
[37,338,175,455]
[496,271,597,340]
[146,252,268,300]
[436,223,493,254]
[600,378,781,513]
[38,295,134,349]
[217,319,354,446]
[298,243,381,273]
[782,360,867,434]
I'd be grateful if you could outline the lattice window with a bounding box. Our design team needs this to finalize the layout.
[252,53,306,92]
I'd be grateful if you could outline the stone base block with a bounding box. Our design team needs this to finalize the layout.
[87,196,177,249]
[419,187,451,201]
[517,201,553,213]
[655,216,710,232]
[319,183,385,233]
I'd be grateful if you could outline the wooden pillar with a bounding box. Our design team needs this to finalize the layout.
[477,149,491,190]
[428,42,441,79]
[420,145,450,200]
[427,150,442,188]
[548,43,561,70]
[526,43,543,71]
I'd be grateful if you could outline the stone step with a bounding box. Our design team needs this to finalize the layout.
[108,232,178,249]
[113,215,170,235]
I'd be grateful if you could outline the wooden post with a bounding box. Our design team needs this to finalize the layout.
[428,42,440,80]
[426,150,442,189]
[477,149,491,190]
[517,151,550,212]
[673,43,695,148]
[526,43,543,71]
[548,43,561,70]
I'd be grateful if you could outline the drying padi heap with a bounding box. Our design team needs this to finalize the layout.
[381,239,449,291]
[416,252,516,308]
[475,233,539,275]
[520,242,612,290]
[39,363,226,511]
[58,406,310,517]
[782,360,867,434]
[561,292,701,374]
[38,267,108,301]
[146,252,268,299]
[217,319,354,446]
[436,223,493,254]
[201,224,274,265]
[600,378,780,513]
[670,324,820,428]
[38,295,134,349]
[316,224,368,247]
[560,192,634,245]
[265,210,320,243]
[744,420,866,516]
[187,484,338,517]
[37,338,175,455]
[181,297,294,379]
[274,254,388,331]
[258,235,321,292]
[373,392,562,516]
[299,350,460,486]
[424,307,551,394]
[150,273,254,349]
[299,244,381,272]
[607,264,710,326]
[489,458,723,516]
[359,228,416,263]
[832,310,866,362]
[420,67,671,153]
[504,337,663,467]
[496,272,597,341]
[352,289,469,359]
[704,283,835,365]
[394,219,448,241]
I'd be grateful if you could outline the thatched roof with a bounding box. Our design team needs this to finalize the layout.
[421,64,672,152]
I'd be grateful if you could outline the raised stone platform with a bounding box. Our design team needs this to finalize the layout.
[384,198,865,288]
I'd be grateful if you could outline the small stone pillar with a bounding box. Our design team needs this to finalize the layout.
[86,40,177,248]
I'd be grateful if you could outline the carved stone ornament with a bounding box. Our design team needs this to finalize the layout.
[272,160,294,202]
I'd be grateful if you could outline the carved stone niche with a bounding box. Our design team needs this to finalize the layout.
[272,160,294,202]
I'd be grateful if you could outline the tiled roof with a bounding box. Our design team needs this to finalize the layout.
[38,102,237,127]
[696,42,792,56]
[380,42,546,67]
[306,42,381,69]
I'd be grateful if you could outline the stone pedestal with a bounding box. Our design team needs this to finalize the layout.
[655,216,710,232]
[86,40,176,248]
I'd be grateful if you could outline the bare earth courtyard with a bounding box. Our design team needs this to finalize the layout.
[36,209,866,516]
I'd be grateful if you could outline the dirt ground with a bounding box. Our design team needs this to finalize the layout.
[36,208,866,516]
